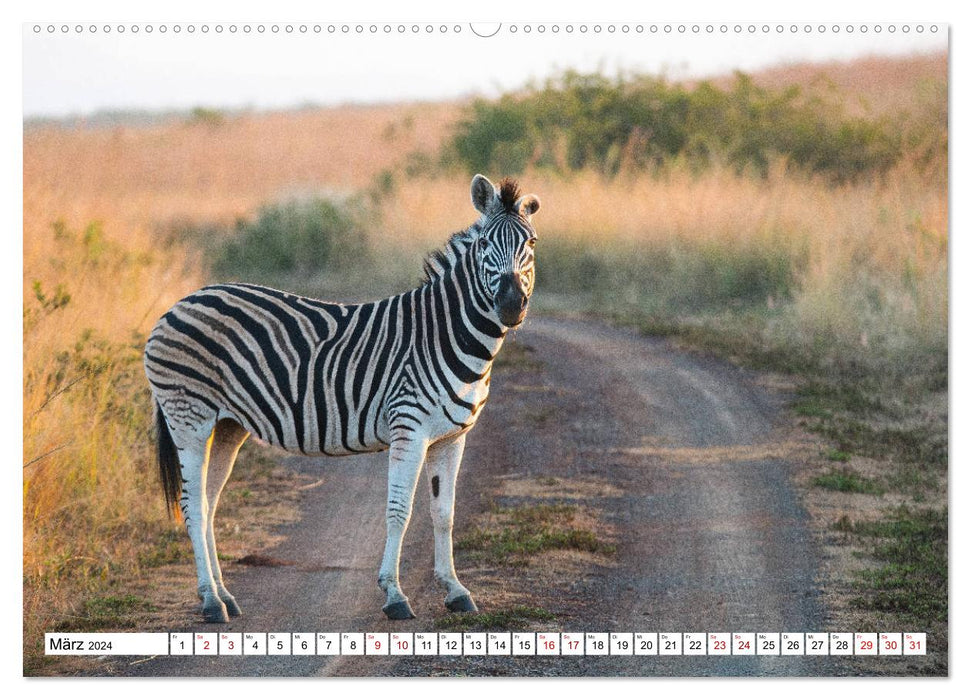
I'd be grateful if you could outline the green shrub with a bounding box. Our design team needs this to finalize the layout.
[214,197,370,277]
[446,70,902,182]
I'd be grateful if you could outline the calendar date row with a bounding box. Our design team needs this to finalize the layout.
[46,632,926,657]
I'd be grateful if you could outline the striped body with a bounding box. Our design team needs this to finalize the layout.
[145,261,504,457]
[145,175,539,623]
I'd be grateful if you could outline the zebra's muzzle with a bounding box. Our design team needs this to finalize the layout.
[496,272,529,328]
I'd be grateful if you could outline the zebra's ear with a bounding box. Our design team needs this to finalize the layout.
[516,194,540,218]
[471,174,498,215]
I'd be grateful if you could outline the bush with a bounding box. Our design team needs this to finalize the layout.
[214,197,370,277]
[447,70,903,182]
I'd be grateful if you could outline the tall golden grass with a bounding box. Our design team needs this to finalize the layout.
[22,54,947,653]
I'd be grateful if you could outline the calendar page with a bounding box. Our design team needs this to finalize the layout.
[22,13,949,680]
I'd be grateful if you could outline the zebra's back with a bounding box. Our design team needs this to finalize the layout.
[144,283,410,455]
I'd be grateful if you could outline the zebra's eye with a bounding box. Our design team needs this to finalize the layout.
[525,237,537,248]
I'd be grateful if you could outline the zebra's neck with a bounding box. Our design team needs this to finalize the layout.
[421,224,479,284]
[416,228,507,366]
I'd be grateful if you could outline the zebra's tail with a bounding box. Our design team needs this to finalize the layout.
[154,401,182,519]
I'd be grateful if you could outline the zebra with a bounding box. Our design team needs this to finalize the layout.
[144,174,540,622]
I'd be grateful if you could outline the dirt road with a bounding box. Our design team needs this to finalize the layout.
[110,316,847,677]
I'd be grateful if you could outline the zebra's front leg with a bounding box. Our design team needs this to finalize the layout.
[378,434,429,620]
[425,434,477,613]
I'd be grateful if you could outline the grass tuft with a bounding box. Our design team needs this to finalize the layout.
[434,605,556,631]
[54,595,157,632]
[456,504,615,566]
[813,468,884,495]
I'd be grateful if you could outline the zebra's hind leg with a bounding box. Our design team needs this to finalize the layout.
[378,433,429,620]
[172,417,230,623]
[424,434,477,613]
[203,418,250,618]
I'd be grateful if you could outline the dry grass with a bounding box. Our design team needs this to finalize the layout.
[25,102,461,228]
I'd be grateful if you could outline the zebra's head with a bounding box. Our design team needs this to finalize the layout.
[470,174,540,329]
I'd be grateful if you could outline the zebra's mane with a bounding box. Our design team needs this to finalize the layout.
[421,228,477,285]
[497,177,522,213]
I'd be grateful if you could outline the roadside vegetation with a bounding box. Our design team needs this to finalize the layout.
[456,503,616,567]
[23,53,946,672]
[434,605,557,632]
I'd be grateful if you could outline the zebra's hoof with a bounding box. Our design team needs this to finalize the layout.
[383,599,416,620]
[202,599,230,624]
[445,594,478,613]
[222,595,242,618]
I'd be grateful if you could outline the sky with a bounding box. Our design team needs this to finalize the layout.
[22,22,948,118]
